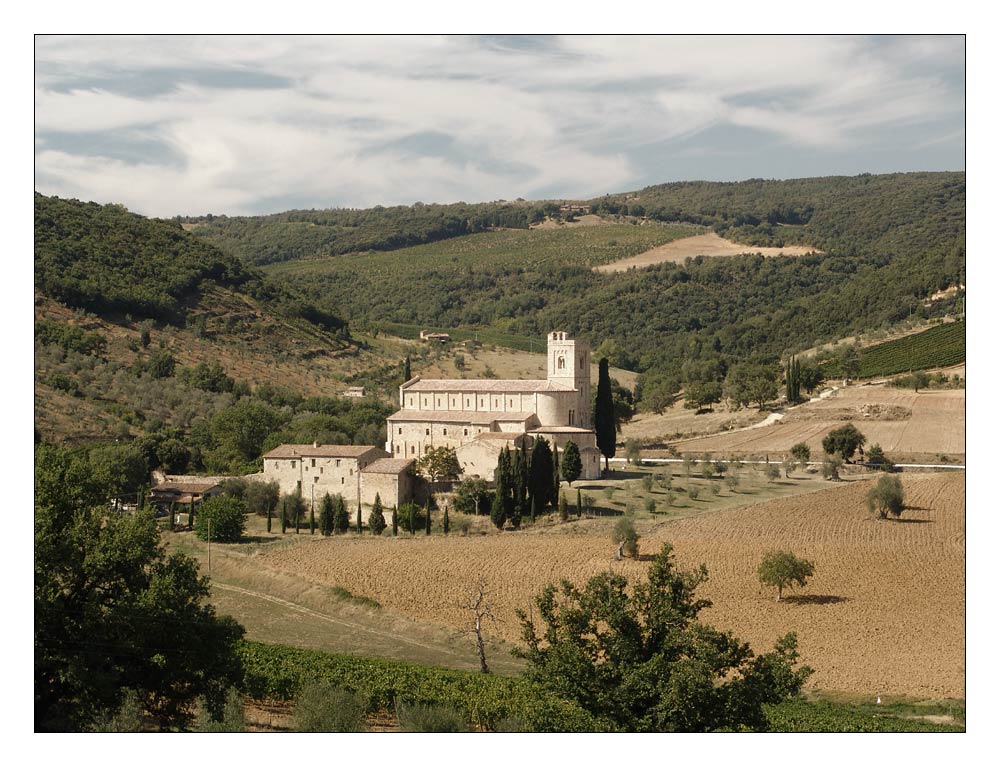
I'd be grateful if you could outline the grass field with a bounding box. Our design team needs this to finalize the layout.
[594,231,822,272]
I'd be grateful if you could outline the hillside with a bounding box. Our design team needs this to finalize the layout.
[240,172,964,384]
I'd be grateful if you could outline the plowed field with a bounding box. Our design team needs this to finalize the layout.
[258,472,965,698]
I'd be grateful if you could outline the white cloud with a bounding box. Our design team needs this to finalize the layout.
[33,34,965,215]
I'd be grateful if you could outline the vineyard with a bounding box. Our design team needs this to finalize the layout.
[854,320,965,378]
[238,642,962,732]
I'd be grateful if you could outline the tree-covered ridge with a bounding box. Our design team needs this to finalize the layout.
[184,200,563,266]
[34,193,346,331]
[264,172,964,375]
[596,172,966,256]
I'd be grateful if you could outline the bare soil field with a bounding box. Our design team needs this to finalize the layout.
[671,384,965,463]
[595,232,822,273]
[255,471,964,698]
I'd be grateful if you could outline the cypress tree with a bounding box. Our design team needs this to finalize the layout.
[424,499,431,535]
[319,493,334,536]
[280,498,287,534]
[595,358,616,472]
[404,355,412,382]
[356,500,362,534]
[309,502,315,534]
[333,495,349,534]
[368,493,387,536]
[266,502,272,533]
[577,487,583,518]
[410,502,415,536]
[188,499,195,528]
[491,473,507,530]
[552,446,560,506]
[562,441,582,486]
[443,505,450,535]
[511,445,526,529]
[392,505,398,536]
[558,491,568,521]
[529,437,554,512]
[170,501,177,531]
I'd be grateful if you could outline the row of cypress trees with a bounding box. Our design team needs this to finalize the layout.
[490,437,584,530]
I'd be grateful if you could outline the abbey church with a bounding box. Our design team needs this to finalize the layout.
[386,331,602,480]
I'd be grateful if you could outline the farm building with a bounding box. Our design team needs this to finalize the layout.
[259,443,414,508]
[149,477,225,509]
[387,331,601,480]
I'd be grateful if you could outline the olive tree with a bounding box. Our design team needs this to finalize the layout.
[758,550,815,601]
[867,474,905,519]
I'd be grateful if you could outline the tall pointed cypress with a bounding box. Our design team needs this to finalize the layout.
[356,499,362,534]
[309,502,315,535]
[595,357,616,472]
[552,446,560,507]
[443,504,450,535]
[392,505,398,536]
[424,499,431,535]
[577,487,583,518]
[404,355,412,382]
[266,501,272,533]
[368,493,386,536]
[319,493,334,536]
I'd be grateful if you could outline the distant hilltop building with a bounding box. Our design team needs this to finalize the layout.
[387,331,601,480]
[344,386,366,398]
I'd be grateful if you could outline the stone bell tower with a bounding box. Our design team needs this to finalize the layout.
[547,331,591,429]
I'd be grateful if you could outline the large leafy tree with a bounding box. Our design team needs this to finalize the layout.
[758,550,815,601]
[34,445,244,731]
[822,423,866,462]
[194,495,248,543]
[594,358,616,472]
[416,446,462,482]
[515,543,812,732]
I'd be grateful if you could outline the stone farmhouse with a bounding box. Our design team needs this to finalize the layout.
[386,331,602,481]
[260,443,413,509]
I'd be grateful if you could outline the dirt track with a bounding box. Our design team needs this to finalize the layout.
[595,232,821,272]
[258,472,964,698]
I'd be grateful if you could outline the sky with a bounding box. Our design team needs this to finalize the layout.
[34,34,965,217]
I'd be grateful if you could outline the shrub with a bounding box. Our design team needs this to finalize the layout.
[710,481,721,496]
[687,486,700,500]
[641,475,654,493]
[194,495,247,542]
[645,498,656,514]
[867,475,905,519]
[396,700,468,732]
[195,688,246,732]
[293,681,367,732]
[866,444,894,471]
[398,501,425,533]
[725,473,739,492]
[90,689,144,732]
[625,440,642,465]
[612,516,639,558]
[765,464,781,483]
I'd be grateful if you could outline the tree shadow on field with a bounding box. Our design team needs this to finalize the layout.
[892,517,933,524]
[783,594,848,606]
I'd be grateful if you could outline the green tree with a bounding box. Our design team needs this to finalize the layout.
[612,516,639,559]
[88,443,149,510]
[594,358,616,472]
[576,487,582,518]
[639,373,681,414]
[368,494,387,536]
[34,450,244,731]
[561,441,582,486]
[319,493,335,536]
[822,423,866,462]
[356,500,363,534]
[790,442,811,468]
[684,380,723,412]
[147,349,176,379]
[758,550,816,601]
[867,474,905,519]
[510,446,527,529]
[821,454,843,481]
[528,437,555,512]
[392,505,399,536]
[309,501,316,534]
[403,355,412,382]
[559,492,569,522]
[416,446,462,482]
[424,499,431,535]
[799,361,823,394]
[333,495,349,534]
[866,444,894,471]
[442,505,450,535]
[292,681,367,732]
[266,502,272,533]
[515,543,811,732]
[194,495,247,543]
[725,362,780,411]
[244,480,280,517]
[454,477,490,515]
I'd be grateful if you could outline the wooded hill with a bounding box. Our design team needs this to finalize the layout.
[240,172,964,379]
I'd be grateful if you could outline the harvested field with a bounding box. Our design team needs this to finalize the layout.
[673,385,965,462]
[595,232,821,273]
[257,472,964,698]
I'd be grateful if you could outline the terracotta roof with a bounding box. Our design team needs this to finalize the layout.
[262,444,387,460]
[363,458,415,475]
[387,410,537,425]
[152,481,221,494]
[402,378,574,393]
